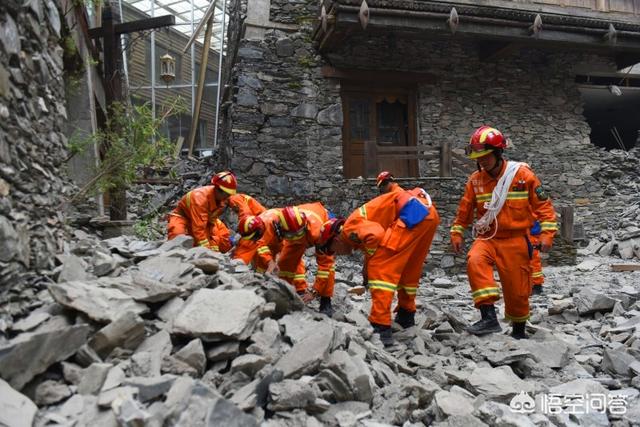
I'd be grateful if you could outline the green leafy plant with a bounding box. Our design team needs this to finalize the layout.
[70,98,186,203]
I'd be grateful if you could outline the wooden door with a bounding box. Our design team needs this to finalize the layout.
[342,88,417,178]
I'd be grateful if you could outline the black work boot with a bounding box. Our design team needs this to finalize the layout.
[466,304,502,336]
[394,308,416,329]
[531,285,543,296]
[511,322,527,340]
[319,297,334,317]
[371,323,394,347]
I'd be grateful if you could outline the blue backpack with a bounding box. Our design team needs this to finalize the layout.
[399,198,430,229]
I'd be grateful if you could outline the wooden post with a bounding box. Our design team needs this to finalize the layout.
[439,141,452,177]
[364,140,378,178]
[187,15,214,156]
[560,206,574,243]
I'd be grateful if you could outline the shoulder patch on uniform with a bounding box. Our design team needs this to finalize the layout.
[535,186,548,201]
[348,232,362,244]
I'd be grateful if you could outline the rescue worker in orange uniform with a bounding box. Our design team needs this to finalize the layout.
[317,187,440,346]
[450,126,557,339]
[167,171,237,250]
[228,193,267,262]
[529,220,545,295]
[209,219,233,253]
[376,171,402,194]
[233,209,304,276]
[276,204,336,316]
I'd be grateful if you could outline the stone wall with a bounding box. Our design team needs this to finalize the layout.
[223,0,639,267]
[0,0,70,292]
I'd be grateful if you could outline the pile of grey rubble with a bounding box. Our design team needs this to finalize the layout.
[1,232,640,427]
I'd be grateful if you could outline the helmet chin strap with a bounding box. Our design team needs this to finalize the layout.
[485,156,503,177]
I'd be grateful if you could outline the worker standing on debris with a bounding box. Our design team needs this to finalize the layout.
[167,171,237,250]
[450,126,557,339]
[276,203,336,316]
[529,220,545,295]
[376,171,402,194]
[316,187,440,346]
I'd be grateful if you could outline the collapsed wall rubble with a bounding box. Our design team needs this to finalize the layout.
[0,231,639,426]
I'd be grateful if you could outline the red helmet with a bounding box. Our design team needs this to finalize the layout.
[276,206,307,240]
[238,215,265,240]
[376,171,394,187]
[316,218,345,254]
[211,171,237,195]
[466,126,507,159]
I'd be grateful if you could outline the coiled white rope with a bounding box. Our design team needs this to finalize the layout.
[473,161,524,240]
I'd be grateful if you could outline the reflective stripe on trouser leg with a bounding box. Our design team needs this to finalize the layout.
[467,239,502,307]
[313,253,335,298]
[530,248,544,286]
[396,210,439,312]
[494,236,531,321]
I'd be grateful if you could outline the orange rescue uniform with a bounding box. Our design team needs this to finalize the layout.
[228,194,267,217]
[277,202,335,297]
[209,219,232,253]
[342,188,440,326]
[529,233,544,286]
[450,161,557,322]
[167,186,228,249]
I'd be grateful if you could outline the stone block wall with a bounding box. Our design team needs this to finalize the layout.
[0,0,70,292]
[223,0,639,267]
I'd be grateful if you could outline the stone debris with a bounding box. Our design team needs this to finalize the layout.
[0,230,638,427]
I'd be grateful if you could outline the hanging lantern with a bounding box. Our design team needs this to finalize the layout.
[160,53,176,85]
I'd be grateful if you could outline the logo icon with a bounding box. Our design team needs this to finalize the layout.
[510,391,536,414]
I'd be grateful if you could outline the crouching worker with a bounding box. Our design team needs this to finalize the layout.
[276,204,336,316]
[167,171,237,250]
[316,188,440,346]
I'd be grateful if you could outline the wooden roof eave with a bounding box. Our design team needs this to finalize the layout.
[313,5,640,57]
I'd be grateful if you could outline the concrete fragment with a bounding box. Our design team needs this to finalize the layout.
[172,289,266,341]
[575,289,617,315]
[206,341,240,362]
[274,324,335,378]
[89,311,145,358]
[112,271,182,302]
[97,386,138,408]
[230,354,269,377]
[137,256,194,284]
[34,380,72,406]
[122,375,176,402]
[324,350,375,403]
[78,363,112,395]
[434,390,474,419]
[0,324,89,389]
[156,297,184,322]
[112,396,150,426]
[57,254,90,282]
[48,281,148,322]
[0,378,37,427]
[174,339,206,375]
[267,379,316,411]
[136,330,172,357]
[189,257,219,274]
[11,311,50,332]
[602,348,637,376]
[466,366,533,402]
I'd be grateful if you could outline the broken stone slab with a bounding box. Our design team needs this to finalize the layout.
[158,235,194,252]
[485,348,532,366]
[136,330,172,358]
[89,311,145,358]
[157,297,185,323]
[516,333,574,369]
[137,255,195,285]
[205,397,259,427]
[174,338,206,376]
[48,280,148,323]
[0,324,89,390]
[206,341,241,362]
[97,385,139,408]
[34,379,72,406]
[575,289,617,316]
[110,272,182,303]
[433,390,474,420]
[246,318,283,362]
[101,365,126,392]
[432,414,489,427]
[189,258,219,274]
[317,401,370,426]
[279,312,325,345]
[267,379,316,412]
[548,378,607,396]
[324,350,375,403]
[112,396,151,426]
[432,277,456,289]
[576,259,601,271]
[131,351,162,377]
[11,310,50,332]
[57,254,91,283]
[230,354,269,377]
[474,401,536,427]
[77,363,112,395]
[258,278,304,317]
[92,251,118,276]
[0,378,37,427]
[274,323,335,379]
[172,289,266,342]
[602,347,637,376]
[466,366,533,402]
[122,375,176,402]
[162,355,199,377]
